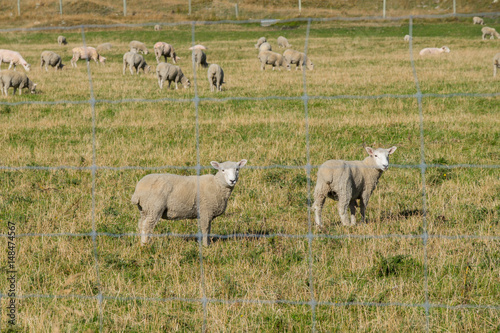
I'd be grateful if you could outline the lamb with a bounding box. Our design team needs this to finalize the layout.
[96,43,113,54]
[259,42,272,52]
[482,27,500,40]
[193,48,209,69]
[493,53,500,77]
[131,159,247,246]
[255,37,267,49]
[277,36,292,48]
[123,51,151,75]
[473,16,485,25]
[312,146,397,227]
[258,50,289,71]
[129,40,149,54]
[154,42,180,64]
[189,45,208,50]
[404,34,411,42]
[57,35,67,45]
[156,62,190,89]
[207,64,224,92]
[283,49,314,71]
[419,46,450,56]
[0,49,31,72]
[0,70,37,96]
[70,47,106,67]
[40,51,64,71]
[154,24,161,31]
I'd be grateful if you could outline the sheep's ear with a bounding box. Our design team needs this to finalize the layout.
[237,159,247,168]
[365,147,374,156]
[388,146,397,155]
[210,161,220,170]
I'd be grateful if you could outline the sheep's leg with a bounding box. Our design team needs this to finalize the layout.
[199,216,212,246]
[494,65,497,77]
[130,64,134,75]
[360,195,370,224]
[337,198,351,226]
[140,211,162,246]
[312,182,329,227]
[349,200,357,226]
[8,61,13,70]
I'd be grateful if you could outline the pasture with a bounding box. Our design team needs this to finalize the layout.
[0,18,499,331]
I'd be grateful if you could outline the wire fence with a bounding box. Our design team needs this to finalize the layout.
[1,12,500,332]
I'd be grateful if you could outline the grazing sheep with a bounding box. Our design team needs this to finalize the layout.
[277,36,292,48]
[156,62,190,89]
[207,64,224,92]
[193,48,209,69]
[283,49,314,71]
[57,35,67,45]
[154,24,161,31]
[312,146,397,227]
[40,51,64,71]
[70,47,106,67]
[404,35,411,42]
[419,46,450,56]
[129,40,149,54]
[259,42,272,52]
[255,37,267,49]
[0,49,31,72]
[96,43,113,54]
[154,42,180,64]
[189,45,208,51]
[131,159,247,246]
[473,16,485,25]
[258,50,289,71]
[493,53,500,77]
[0,70,37,96]
[123,51,151,75]
[482,27,500,40]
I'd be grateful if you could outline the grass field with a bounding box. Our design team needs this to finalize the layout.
[0,17,499,332]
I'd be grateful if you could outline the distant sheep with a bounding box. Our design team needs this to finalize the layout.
[0,69,37,96]
[40,51,64,71]
[258,50,289,71]
[70,47,106,67]
[154,42,180,64]
[0,49,31,72]
[312,146,397,227]
[154,24,161,31]
[129,41,149,54]
[193,48,209,69]
[156,62,190,89]
[259,42,272,52]
[277,36,292,48]
[473,16,485,25]
[482,27,500,40]
[404,35,411,42]
[189,45,208,51]
[96,43,113,54]
[419,46,450,56]
[255,37,267,49]
[493,53,500,77]
[283,49,313,71]
[131,159,247,246]
[123,51,151,75]
[57,35,67,45]
[207,64,224,92]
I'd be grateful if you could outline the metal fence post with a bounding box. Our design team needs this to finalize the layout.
[59,0,62,15]
[17,0,20,16]
[123,0,127,16]
[298,0,301,13]
[453,0,456,14]
[383,0,386,18]
[235,3,238,18]
[189,0,191,15]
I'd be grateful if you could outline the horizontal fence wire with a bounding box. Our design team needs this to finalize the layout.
[1,11,499,332]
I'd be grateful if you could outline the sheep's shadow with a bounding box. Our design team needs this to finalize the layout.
[179,229,274,244]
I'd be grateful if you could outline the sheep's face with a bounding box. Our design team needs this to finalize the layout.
[366,146,397,171]
[30,83,37,94]
[306,59,314,70]
[441,46,450,53]
[24,63,31,72]
[211,160,248,187]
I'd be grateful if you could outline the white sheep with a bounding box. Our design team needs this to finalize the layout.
[493,53,500,77]
[96,43,113,54]
[258,50,289,71]
[404,35,411,42]
[154,42,180,64]
[283,49,313,71]
[473,16,485,25]
[312,146,397,227]
[482,27,500,40]
[40,51,64,71]
[277,36,292,48]
[131,159,247,246]
[156,62,190,89]
[70,47,106,67]
[259,42,272,52]
[57,35,67,45]
[0,69,37,96]
[193,48,208,69]
[255,37,267,49]
[129,40,149,54]
[419,46,450,56]
[123,51,151,75]
[0,49,31,72]
[189,45,208,51]
[154,24,161,31]
[207,63,224,92]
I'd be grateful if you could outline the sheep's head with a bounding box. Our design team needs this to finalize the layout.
[441,46,450,53]
[24,63,31,72]
[211,160,248,187]
[30,83,37,94]
[305,58,314,70]
[366,146,397,171]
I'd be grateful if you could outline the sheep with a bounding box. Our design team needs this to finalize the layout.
[312,146,397,227]
[193,48,208,69]
[0,49,31,72]
[255,37,267,49]
[40,51,64,71]
[131,159,247,246]
[258,50,289,71]
[70,47,106,67]
[154,24,161,31]
[277,36,292,48]
[0,70,37,96]
[473,16,485,25]
[123,51,151,75]
[283,49,314,71]
[259,42,272,52]
[493,53,500,77]
[154,42,180,64]
[57,35,67,45]
[189,45,208,51]
[207,64,224,92]
[156,62,190,89]
[482,27,500,40]
[129,40,149,54]
[419,46,450,56]
[404,34,411,42]
[96,43,113,54]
